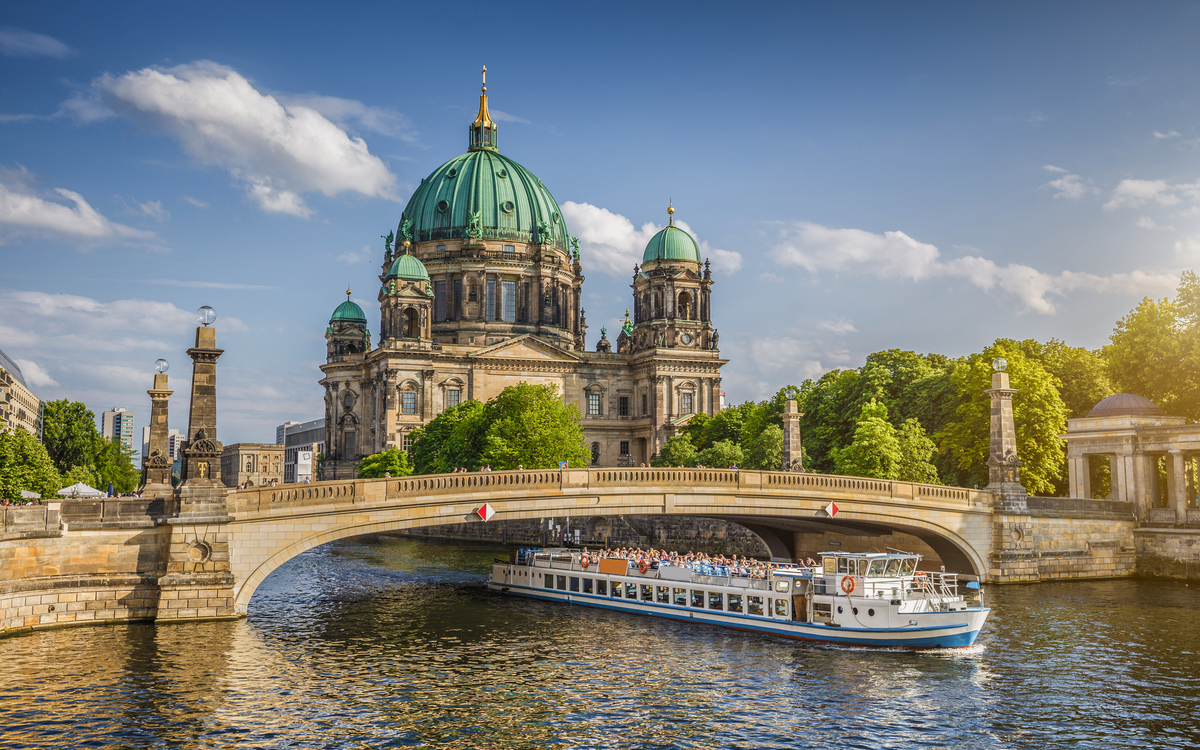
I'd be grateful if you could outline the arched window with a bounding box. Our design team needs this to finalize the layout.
[678,291,692,320]
[404,308,419,338]
[590,442,600,466]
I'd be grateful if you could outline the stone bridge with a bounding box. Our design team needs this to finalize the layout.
[223,468,996,614]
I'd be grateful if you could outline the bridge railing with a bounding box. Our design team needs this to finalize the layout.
[228,467,992,515]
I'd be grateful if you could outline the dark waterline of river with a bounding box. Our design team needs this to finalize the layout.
[2,536,1199,749]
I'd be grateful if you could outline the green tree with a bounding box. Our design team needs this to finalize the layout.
[41,400,99,474]
[0,429,62,499]
[680,412,711,450]
[742,423,784,471]
[651,435,698,467]
[357,447,414,478]
[409,401,484,474]
[479,384,590,469]
[698,439,744,469]
[1034,340,1114,419]
[798,370,864,472]
[1106,271,1200,420]
[832,399,902,479]
[62,464,97,488]
[92,436,140,493]
[895,418,939,484]
[936,344,1067,495]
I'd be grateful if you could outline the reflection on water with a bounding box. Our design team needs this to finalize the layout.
[2,534,1200,748]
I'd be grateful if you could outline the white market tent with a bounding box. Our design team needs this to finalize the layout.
[19,490,41,499]
[57,482,104,498]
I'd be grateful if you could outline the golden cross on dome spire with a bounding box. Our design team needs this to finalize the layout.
[482,65,487,92]
[470,65,497,151]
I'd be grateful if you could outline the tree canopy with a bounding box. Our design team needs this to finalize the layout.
[408,383,589,472]
[0,429,62,500]
[357,447,413,478]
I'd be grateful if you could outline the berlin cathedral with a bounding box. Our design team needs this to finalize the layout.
[320,72,727,478]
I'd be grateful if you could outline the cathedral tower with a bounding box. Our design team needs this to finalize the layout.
[629,206,716,353]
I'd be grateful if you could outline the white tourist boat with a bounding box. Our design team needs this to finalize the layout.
[489,550,989,649]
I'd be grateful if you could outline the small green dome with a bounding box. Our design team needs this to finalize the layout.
[330,298,367,325]
[399,150,569,250]
[642,224,701,264]
[387,253,431,282]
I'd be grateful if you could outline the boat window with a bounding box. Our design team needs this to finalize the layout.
[837,558,848,574]
[583,578,593,594]
[727,594,743,613]
[611,582,621,598]
[673,588,687,606]
[641,585,653,601]
[774,599,789,617]
[900,559,917,576]
[557,575,566,591]
[597,579,607,596]
[708,592,723,610]
[544,574,553,589]
[570,577,580,592]
[690,590,704,608]
[656,586,669,604]
[824,557,837,574]
[747,596,764,616]
[774,580,790,593]
[625,583,636,598]
[885,559,902,576]
[869,560,887,577]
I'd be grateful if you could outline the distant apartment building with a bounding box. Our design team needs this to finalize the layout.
[276,421,300,445]
[102,407,137,457]
[221,443,285,488]
[0,348,41,436]
[283,418,324,483]
[141,426,183,470]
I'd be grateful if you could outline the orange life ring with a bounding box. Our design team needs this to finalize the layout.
[914,571,928,582]
[580,555,590,569]
[638,560,648,574]
[841,576,856,595]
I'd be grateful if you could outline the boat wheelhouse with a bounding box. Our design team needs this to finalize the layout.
[488,550,989,649]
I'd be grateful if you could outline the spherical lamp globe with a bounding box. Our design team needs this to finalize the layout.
[992,357,1008,372]
[154,359,169,374]
[197,306,217,326]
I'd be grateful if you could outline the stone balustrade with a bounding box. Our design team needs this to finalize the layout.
[1,503,63,542]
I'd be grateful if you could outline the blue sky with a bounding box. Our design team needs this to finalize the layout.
[1,2,1196,443]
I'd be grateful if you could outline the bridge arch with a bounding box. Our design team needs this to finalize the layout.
[228,471,994,613]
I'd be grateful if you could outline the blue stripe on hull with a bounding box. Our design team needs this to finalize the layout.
[490,583,983,649]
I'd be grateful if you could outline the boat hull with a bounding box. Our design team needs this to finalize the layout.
[488,580,988,650]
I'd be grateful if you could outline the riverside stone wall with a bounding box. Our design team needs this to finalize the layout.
[990,507,1138,583]
[1134,528,1200,580]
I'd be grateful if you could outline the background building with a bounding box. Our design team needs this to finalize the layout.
[101,407,137,457]
[319,82,726,478]
[221,443,285,488]
[142,426,183,467]
[283,418,325,483]
[0,348,41,436]
[276,421,300,445]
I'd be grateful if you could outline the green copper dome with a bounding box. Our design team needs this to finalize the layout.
[399,150,570,250]
[642,224,701,264]
[330,297,367,325]
[386,252,431,282]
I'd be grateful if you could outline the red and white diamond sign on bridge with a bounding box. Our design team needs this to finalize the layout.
[477,502,496,522]
[824,501,840,518]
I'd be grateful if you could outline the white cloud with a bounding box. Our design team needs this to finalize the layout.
[561,201,743,277]
[1104,179,1180,210]
[817,317,857,334]
[490,109,530,124]
[275,94,416,142]
[12,358,57,388]
[1042,165,1068,173]
[1043,173,1097,200]
[337,244,373,264]
[0,90,114,125]
[137,200,169,222]
[770,221,1178,314]
[0,28,73,58]
[94,61,398,217]
[1154,130,1181,139]
[1028,111,1050,124]
[183,196,209,209]
[1136,215,1173,231]
[142,279,274,292]
[1175,236,1200,263]
[0,167,155,245]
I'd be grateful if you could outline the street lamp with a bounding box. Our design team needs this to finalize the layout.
[154,359,169,374]
[197,306,217,326]
[992,357,1008,372]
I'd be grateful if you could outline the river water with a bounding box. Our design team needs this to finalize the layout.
[2,536,1198,749]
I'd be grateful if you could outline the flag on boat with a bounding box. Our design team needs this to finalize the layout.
[824,501,839,517]
[477,502,495,521]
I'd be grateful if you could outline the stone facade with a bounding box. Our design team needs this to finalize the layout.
[0,349,40,437]
[220,443,285,488]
